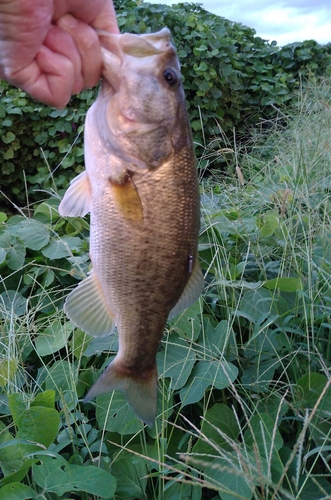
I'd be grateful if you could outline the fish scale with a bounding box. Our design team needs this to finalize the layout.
[59,28,203,426]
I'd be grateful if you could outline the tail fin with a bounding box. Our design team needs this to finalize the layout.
[84,359,158,427]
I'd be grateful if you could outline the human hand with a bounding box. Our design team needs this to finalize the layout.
[0,0,119,108]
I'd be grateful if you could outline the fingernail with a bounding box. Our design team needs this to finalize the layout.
[57,14,79,32]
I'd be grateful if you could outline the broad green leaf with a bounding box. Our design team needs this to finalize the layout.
[32,455,116,498]
[263,277,302,292]
[197,319,231,357]
[111,451,147,500]
[237,288,276,324]
[0,358,18,387]
[70,328,91,358]
[4,147,14,159]
[244,413,283,459]
[31,390,56,409]
[1,131,15,143]
[259,211,280,238]
[96,392,144,435]
[0,212,7,223]
[163,476,202,500]
[0,459,34,487]
[41,360,77,396]
[0,421,25,476]
[0,290,27,317]
[0,247,6,264]
[83,332,118,356]
[8,393,26,424]
[0,231,11,249]
[34,200,61,223]
[7,237,26,270]
[193,404,239,455]
[0,482,36,500]
[180,361,238,407]
[157,335,196,390]
[204,456,253,500]
[41,235,82,259]
[297,476,331,500]
[169,301,202,341]
[16,407,60,449]
[34,321,74,356]
[297,372,331,414]
[7,217,50,250]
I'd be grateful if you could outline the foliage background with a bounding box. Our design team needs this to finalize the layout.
[1,1,331,208]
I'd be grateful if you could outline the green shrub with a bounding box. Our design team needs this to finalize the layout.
[1,1,331,207]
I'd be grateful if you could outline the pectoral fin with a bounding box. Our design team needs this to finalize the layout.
[169,256,204,318]
[59,171,92,217]
[64,270,115,337]
[110,175,143,223]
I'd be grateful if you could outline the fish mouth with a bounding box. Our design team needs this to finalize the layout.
[97,28,175,92]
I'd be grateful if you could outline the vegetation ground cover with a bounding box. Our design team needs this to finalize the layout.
[0,74,331,498]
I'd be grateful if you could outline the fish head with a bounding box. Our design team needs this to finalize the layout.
[96,28,191,171]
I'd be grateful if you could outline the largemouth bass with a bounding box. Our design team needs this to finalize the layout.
[59,28,203,427]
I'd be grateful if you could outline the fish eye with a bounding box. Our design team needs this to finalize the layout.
[163,68,178,87]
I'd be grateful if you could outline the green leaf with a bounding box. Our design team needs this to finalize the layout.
[163,479,201,500]
[0,482,36,500]
[0,358,18,387]
[0,290,27,317]
[31,390,56,409]
[1,131,15,144]
[169,300,202,341]
[238,288,276,324]
[111,451,147,500]
[41,235,83,259]
[0,459,35,487]
[8,218,50,250]
[4,147,14,159]
[204,456,253,500]
[8,393,26,424]
[180,360,238,406]
[96,392,144,435]
[297,373,331,414]
[32,455,116,498]
[263,277,302,292]
[70,328,91,358]
[41,360,77,396]
[193,403,239,455]
[259,211,280,237]
[244,413,283,458]
[0,248,6,264]
[0,212,7,223]
[16,407,60,449]
[0,421,25,476]
[157,335,196,390]
[34,200,61,223]
[34,321,74,356]
[197,319,231,357]
[7,237,26,270]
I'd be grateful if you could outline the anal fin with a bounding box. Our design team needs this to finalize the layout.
[64,270,115,337]
[169,256,204,318]
[59,171,92,217]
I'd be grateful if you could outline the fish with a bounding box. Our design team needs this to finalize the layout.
[58,28,204,427]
